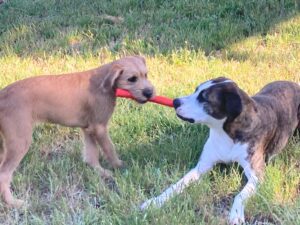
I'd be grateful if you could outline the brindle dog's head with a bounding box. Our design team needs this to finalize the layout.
[173,77,244,128]
[103,56,155,103]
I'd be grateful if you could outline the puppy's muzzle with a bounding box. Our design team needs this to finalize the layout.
[142,88,154,99]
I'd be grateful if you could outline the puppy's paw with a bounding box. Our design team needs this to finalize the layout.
[99,168,113,179]
[112,159,126,170]
[7,198,25,208]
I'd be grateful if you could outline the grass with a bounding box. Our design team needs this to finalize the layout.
[0,0,300,224]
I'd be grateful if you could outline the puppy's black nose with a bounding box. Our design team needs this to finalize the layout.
[173,98,181,109]
[142,88,153,99]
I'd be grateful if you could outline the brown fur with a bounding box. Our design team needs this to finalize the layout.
[223,81,300,178]
[0,55,155,207]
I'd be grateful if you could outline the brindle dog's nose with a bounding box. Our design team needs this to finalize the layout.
[142,88,153,99]
[173,98,181,109]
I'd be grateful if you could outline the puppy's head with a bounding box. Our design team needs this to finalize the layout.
[173,77,243,128]
[103,55,155,103]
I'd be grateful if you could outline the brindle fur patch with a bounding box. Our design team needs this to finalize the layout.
[224,81,300,175]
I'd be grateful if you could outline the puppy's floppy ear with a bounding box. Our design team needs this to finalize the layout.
[102,64,124,92]
[223,88,242,123]
[134,55,146,65]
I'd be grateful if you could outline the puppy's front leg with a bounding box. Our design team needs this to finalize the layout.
[82,128,113,179]
[94,124,124,169]
[140,157,214,210]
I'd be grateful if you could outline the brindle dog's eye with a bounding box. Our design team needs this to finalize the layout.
[197,90,207,102]
[128,76,138,82]
[145,73,148,78]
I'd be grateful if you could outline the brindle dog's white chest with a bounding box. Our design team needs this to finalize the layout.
[202,127,249,166]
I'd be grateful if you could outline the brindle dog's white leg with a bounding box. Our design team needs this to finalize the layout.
[140,149,215,210]
[229,166,259,225]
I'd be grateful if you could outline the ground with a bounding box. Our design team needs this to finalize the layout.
[0,0,299,224]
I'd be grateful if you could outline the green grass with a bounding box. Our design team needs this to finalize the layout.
[0,0,300,224]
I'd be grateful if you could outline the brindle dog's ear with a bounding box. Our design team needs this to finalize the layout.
[102,64,124,92]
[224,89,242,123]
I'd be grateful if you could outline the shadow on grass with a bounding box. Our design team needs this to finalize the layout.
[0,0,299,57]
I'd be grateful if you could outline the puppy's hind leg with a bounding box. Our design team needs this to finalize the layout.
[0,123,32,207]
[82,128,113,179]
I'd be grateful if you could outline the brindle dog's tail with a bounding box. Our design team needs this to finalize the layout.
[296,104,300,136]
[0,136,3,165]
[295,86,300,136]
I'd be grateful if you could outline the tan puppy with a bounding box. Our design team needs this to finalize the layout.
[0,56,155,207]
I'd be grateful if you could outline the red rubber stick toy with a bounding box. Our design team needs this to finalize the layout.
[115,89,174,107]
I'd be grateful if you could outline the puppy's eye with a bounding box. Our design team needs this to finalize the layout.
[145,73,148,78]
[128,76,138,82]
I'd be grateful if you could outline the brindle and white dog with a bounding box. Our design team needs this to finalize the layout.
[140,77,300,224]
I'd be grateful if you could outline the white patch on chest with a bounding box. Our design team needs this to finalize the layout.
[200,126,250,168]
